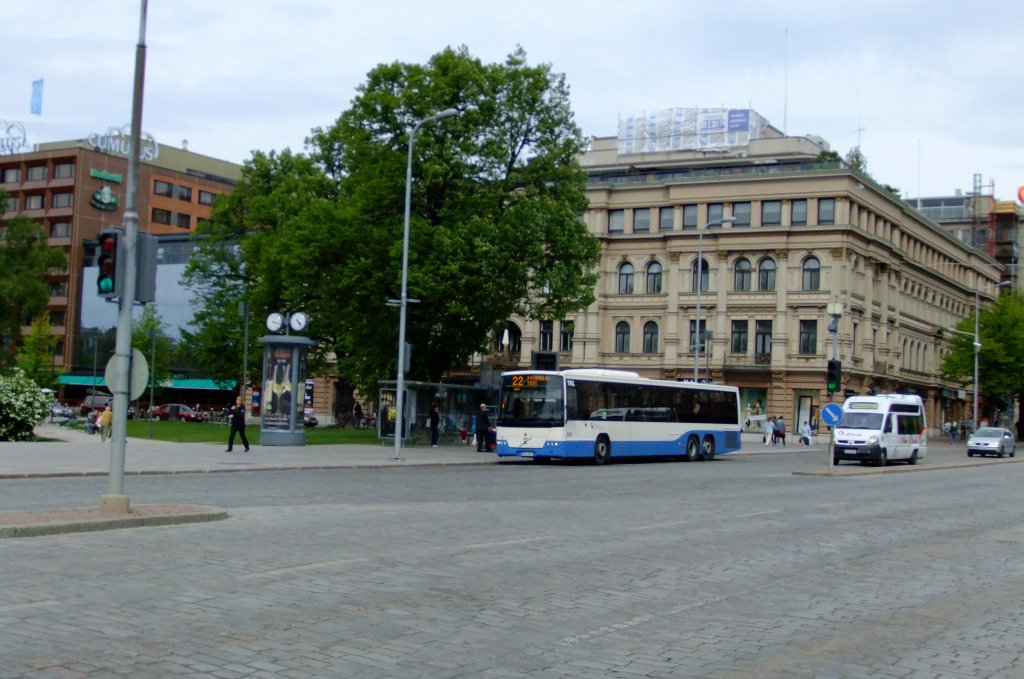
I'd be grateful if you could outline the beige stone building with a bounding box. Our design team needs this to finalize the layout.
[498,125,1006,433]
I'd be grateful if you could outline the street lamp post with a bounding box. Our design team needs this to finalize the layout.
[694,217,735,381]
[393,107,460,461]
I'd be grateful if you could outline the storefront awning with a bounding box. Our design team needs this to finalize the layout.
[57,375,235,391]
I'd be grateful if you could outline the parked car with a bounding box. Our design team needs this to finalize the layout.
[150,403,208,422]
[79,394,112,416]
[49,402,75,422]
[966,427,1016,458]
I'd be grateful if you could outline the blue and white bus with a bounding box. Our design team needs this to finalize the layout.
[495,369,742,464]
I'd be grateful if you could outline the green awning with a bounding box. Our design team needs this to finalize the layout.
[57,375,235,390]
[57,375,107,387]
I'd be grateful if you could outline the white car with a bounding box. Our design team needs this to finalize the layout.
[966,427,1016,458]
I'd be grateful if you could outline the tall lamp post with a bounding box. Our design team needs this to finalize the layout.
[946,280,1010,434]
[694,216,735,381]
[392,107,460,461]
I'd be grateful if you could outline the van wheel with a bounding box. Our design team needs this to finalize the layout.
[908,450,918,465]
[877,450,887,467]
[685,436,700,462]
[701,436,716,461]
[593,437,611,465]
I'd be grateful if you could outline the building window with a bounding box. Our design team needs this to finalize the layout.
[49,281,68,297]
[646,262,662,293]
[197,217,210,229]
[176,185,193,202]
[50,222,70,238]
[608,209,624,233]
[175,213,191,229]
[693,258,709,292]
[2,168,20,183]
[618,262,635,294]
[818,198,835,225]
[560,321,574,352]
[25,195,43,210]
[755,320,772,359]
[198,190,216,206]
[53,163,74,179]
[3,196,16,212]
[152,208,171,225]
[614,321,630,353]
[734,258,752,291]
[762,200,782,226]
[633,208,650,233]
[642,321,659,353]
[540,320,554,351]
[758,258,776,291]
[682,204,698,229]
[154,180,173,197]
[791,199,808,225]
[799,320,818,354]
[52,193,72,208]
[732,202,751,226]
[707,202,724,224]
[802,256,821,291]
[689,320,707,353]
[27,166,46,181]
[731,320,748,353]
[49,311,66,327]
[659,207,674,231]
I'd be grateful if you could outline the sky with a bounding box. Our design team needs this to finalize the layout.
[3,0,1022,201]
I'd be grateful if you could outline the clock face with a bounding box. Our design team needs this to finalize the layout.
[266,312,284,332]
[289,311,308,332]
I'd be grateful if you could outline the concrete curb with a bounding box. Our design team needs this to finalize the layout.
[0,506,228,539]
[794,456,1023,477]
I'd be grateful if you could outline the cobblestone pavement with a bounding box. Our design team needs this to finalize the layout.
[1,446,1021,677]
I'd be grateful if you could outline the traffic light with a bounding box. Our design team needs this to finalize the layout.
[826,359,842,394]
[96,229,123,298]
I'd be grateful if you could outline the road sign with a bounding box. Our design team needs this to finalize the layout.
[104,349,150,400]
[821,402,844,427]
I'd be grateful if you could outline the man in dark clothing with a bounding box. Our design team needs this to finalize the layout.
[430,405,441,448]
[226,395,250,453]
[475,402,491,452]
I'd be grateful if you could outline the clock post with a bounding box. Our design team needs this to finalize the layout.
[259,311,312,446]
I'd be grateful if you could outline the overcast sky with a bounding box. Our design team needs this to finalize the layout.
[3,0,1022,201]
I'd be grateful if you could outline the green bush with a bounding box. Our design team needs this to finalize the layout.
[0,368,49,441]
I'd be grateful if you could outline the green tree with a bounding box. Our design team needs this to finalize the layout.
[188,46,599,395]
[132,306,174,393]
[941,291,1024,426]
[845,146,866,173]
[0,209,68,370]
[15,314,60,389]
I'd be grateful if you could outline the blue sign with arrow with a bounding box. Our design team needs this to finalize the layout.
[821,402,844,427]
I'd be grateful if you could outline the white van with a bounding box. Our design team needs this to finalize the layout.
[833,394,927,466]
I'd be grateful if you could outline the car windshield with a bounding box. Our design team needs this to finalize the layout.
[839,411,884,429]
[973,428,1003,438]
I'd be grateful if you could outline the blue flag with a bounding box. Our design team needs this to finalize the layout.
[30,79,43,116]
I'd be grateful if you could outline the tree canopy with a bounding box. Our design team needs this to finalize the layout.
[185,47,599,394]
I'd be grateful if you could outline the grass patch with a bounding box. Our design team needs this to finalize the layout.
[118,420,383,445]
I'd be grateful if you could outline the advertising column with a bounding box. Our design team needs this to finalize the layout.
[258,335,313,446]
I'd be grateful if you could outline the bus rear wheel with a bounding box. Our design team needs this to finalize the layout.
[701,436,716,461]
[685,436,700,462]
[593,437,611,465]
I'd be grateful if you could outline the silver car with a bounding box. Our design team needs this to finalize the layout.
[966,427,1016,458]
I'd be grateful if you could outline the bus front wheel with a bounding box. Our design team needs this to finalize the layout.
[685,436,700,462]
[593,437,611,465]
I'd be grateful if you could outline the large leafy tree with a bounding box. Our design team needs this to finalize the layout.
[15,314,60,389]
[941,291,1024,426]
[187,46,599,395]
[0,208,68,371]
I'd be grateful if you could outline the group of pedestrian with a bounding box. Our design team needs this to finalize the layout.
[943,420,961,444]
[761,416,787,446]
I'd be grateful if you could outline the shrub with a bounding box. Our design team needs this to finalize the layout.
[0,368,49,441]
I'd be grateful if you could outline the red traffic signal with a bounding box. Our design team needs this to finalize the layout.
[96,229,122,298]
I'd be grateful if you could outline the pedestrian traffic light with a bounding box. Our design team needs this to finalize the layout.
[96,229,123,298]
[826,359,841,394]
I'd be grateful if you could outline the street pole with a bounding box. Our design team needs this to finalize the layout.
[693,217,734,381]
[393,108,460,462]
[971,281,1010,432]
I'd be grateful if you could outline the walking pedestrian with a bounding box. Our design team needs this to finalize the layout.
[475,402,491,452]
[776,417,787,446]
[950,421,958,444]
[801,420,813,446]
[353,402,364,429]
[430,404,440,448]
[98,406,112,442]
[225,396,250,453]
[762,417,775,446]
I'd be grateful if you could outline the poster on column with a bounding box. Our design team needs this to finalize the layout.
[263,348,294,430]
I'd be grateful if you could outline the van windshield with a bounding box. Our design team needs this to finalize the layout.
[840,412,884,429]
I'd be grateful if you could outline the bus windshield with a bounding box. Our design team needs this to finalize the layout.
[497,374,565,427]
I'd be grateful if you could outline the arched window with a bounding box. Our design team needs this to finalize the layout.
[615,321,631,353]
[758,258,776,291]
[692,257,709,292]
[495,322,522,353]
[646,262,663,293]
[642,321,659,353]
[802,256,821,291]
[734,258,752,291]
[618,262,635,294]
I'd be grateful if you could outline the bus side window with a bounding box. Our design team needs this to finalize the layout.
[566,387,580,420]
